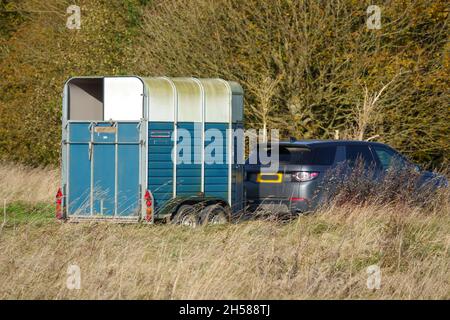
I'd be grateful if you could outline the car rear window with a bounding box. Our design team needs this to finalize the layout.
[254,146,336,165]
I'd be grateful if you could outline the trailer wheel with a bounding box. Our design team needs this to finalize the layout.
[200,204,230,225]
[172,204,199,228]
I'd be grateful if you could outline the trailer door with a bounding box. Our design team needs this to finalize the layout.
[64,77,145,220]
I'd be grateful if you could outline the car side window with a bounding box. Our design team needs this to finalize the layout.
[345,145,376,168]
[372,146,408,170]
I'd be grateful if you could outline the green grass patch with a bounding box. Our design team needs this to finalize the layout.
[1,202,54,226]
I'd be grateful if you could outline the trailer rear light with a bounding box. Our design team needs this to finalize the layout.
[144,190,152,207]
[144,190,153,222]
[291,171,319,182]
[55,188,63,219]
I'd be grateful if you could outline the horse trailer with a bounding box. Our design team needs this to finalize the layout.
[57,76,244,225]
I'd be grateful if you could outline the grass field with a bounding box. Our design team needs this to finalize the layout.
[0,163,449,299]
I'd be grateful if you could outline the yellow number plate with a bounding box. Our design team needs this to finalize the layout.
[256,173,283,183]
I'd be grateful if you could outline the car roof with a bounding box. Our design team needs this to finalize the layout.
[268,139,390,148]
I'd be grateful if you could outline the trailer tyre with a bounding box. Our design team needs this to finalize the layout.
[173,205,199,228]
[200,204,230,225]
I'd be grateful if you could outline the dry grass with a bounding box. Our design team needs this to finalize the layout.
[0,163,449,299]
[0,162,59,203]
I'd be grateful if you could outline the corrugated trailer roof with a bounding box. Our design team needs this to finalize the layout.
[142,77,243,123]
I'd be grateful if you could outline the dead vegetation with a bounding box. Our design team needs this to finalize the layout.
[0,162,59,203]
[0,203,448,299]
[0,163,448,299]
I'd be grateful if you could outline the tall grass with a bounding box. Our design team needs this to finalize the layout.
[0,163,448,299]
[317,160,449,210]
[0,162,59,203]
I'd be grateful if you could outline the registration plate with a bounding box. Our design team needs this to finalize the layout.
[256,173,283,183]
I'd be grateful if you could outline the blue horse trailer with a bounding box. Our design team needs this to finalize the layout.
[58,76,244,225]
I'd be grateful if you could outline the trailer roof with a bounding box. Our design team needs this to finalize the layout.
[64,76,243,123]
[141,77,243,123]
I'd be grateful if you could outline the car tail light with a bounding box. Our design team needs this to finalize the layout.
[55,188,63,219]
[290,197,306,202]
[144,190,153,222]
[291,171,319,182]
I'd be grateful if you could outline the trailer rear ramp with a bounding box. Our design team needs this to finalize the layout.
[62,77,145,221]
